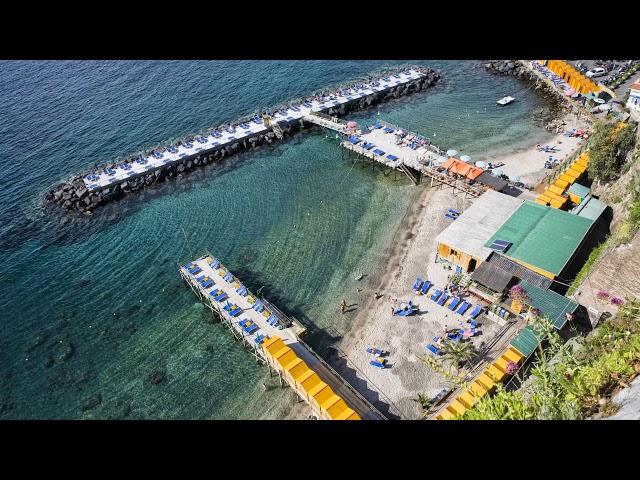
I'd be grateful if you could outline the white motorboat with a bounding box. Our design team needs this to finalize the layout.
[497,96,516,106]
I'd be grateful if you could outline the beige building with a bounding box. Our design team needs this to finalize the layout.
[435,190,524,272]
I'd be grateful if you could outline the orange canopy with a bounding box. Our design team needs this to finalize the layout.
[442,158,484,180]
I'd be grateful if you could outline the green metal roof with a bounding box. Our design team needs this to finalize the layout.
[573,196,607,222]
[567,183,590,200]
[485,201,594,275]
[511,325,543,358]
[518,279,578,329]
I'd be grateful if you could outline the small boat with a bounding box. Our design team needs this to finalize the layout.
[497,96,516,106]
[355,273,364,281]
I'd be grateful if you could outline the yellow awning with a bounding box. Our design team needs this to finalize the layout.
[300,373,323,394]
[310,383,335,408]
[294,367,316,386]
[287,360,310,380]
[334,408,361,420]
[275,350,298,369]
[323,395,346,416]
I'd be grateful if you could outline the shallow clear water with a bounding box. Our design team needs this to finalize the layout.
[0,60,553,419]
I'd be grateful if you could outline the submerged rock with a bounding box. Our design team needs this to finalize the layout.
[81,394,102,411]
[148,369,167,385]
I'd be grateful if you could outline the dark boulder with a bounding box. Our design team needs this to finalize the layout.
[81,394,102,412]
[148,368,167,385]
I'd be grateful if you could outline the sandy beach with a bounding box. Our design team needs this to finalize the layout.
[280,112,594,421]
[327,116,592,420]
[491,112,591,187]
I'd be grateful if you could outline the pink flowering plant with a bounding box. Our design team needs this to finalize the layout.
[508,284,529,304]
[610,296,624,306]
[505,361,519,375]
[596,290,610,301]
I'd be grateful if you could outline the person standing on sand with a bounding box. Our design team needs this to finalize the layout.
[341,299,347,314]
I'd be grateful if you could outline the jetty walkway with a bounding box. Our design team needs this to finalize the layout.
[341,119,486,196]
[179,252,386,420]
[46,66,439,214]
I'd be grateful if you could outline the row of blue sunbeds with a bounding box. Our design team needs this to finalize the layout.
[412,277,482,319]
[184,261,272,345]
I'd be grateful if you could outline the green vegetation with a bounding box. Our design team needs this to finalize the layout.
[588,121,636,182]
[457,305,640,420]
[567,240,608,295]
[611,63,640,89]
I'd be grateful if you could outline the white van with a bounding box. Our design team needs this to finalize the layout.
[586,67,607,78]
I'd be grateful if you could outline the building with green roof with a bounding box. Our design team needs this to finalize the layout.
[484,201,596,280]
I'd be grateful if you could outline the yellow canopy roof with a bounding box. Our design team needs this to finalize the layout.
[282,356,303,373]
[263,336,283,352]
[334,408,361,420]
[294,367,316,385]
[320,393,342,412]
[275,350,298,368]
[300,373,323,394]
[287,360,309,379]
[310,383,334,407]
[326,398,350,418]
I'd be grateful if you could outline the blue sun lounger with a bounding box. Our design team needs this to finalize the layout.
[456,301,470,315]
[447,329,464,342]
[412,277,423,292]
[267,314,279,326]
[244,324,258,334]
[229,307,242,317]
[210,259,220,269]
[214,292,228,302]
[468,305,482,319]
[445,213,457,220]
[363,143,375,150]
[290,105,300,112]
[430,289,442,302]
[420,280,431,295]
[373,149,385,156]
[448,297,461,311]
[437,293,449,306]
[448,209,460,215]
[223,272,234,282]
[253,301,264,313]
[187,265,202,275]
[383,127,394,133]
[386,154,399,161]
[349,137,361,145]
[370,359,386,368]
[426,344,443,356]
[200,278,214,289]
[237,285,247,296]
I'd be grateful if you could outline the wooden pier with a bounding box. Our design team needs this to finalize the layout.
[179,252,386,420]
[341,119,487,197]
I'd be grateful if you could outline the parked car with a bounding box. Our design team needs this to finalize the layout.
[586,67,607,78]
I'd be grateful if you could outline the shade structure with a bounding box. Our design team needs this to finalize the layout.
[446,149,459,157]
[460,155,472,163]
[475,161,488,169]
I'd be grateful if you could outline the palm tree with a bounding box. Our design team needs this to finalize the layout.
[440,340,476,373]
[413,393,432,412]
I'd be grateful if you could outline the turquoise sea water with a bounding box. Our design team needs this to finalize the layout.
[0,60,554,419]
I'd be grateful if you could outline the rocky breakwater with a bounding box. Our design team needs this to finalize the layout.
[44,66,440,215]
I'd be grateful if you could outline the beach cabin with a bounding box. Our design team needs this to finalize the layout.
[483,200,607,286]
[435,190,524,273]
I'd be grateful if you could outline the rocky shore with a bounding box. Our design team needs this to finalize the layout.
[45,66,440,215]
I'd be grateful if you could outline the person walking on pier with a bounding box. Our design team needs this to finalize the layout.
[341,299,347,314]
